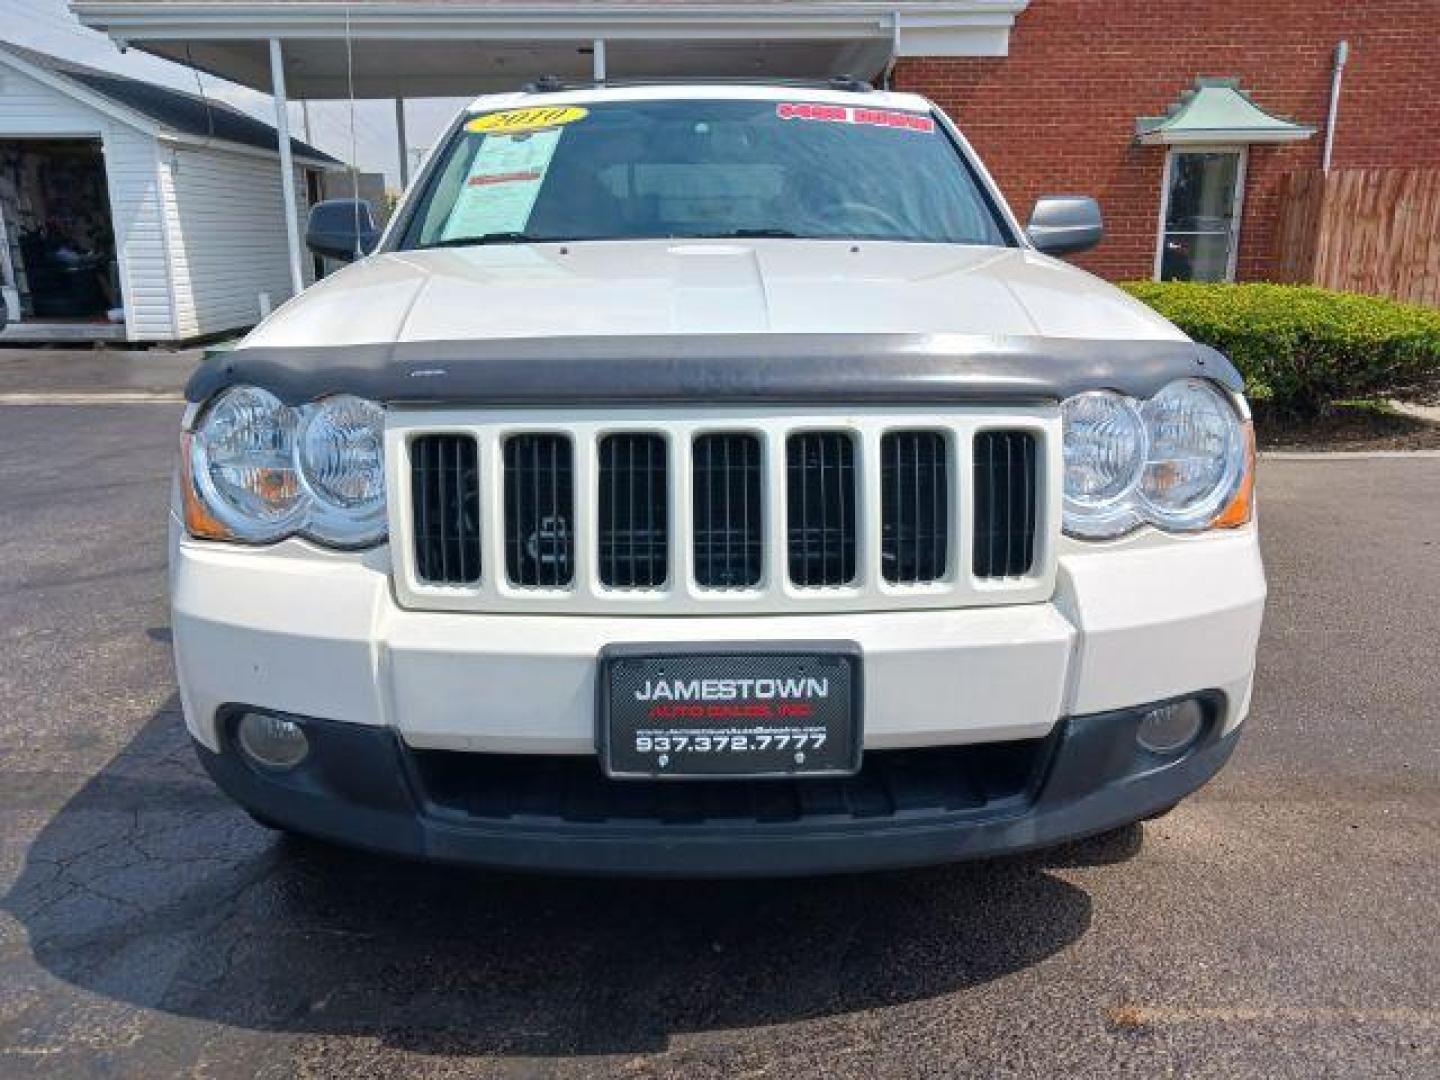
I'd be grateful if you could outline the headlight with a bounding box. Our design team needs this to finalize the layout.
[1138,379,1246,531]
[188,386,304,541]
[1061,391,1146,539]
[1062,378,1252,539]
[297,395,387,546]
[184,386,387,548]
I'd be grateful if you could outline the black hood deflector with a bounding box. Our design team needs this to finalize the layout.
[186,334,1242,408]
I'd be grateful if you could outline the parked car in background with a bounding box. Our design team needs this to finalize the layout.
[170,81,1265,875]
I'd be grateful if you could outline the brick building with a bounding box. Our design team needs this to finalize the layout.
[73,0,1440,292]
[895,0,1440,284]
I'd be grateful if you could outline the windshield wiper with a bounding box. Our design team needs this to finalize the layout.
[418,232,569,248]
[420,228,805,249]
[673,228,801,239]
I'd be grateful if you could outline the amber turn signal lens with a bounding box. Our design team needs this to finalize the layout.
[1212,422,1256,529]
[180,431,235,541]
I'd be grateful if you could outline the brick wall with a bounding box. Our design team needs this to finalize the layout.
[896,0,1440,282]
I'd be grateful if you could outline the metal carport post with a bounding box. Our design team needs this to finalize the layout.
[268,38,304,297]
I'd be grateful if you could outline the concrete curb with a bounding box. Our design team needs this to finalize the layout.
[0,391,185,405]
[1263,450,1440,460]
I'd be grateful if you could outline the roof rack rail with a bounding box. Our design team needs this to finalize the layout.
[520,74,875,94]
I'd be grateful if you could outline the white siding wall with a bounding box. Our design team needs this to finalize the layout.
[159,145,315,339]
[0,63,172,339]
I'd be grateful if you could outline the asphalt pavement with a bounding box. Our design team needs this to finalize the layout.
[0,396,1437,1078]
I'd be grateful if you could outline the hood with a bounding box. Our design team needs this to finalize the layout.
[243,240,1186,349]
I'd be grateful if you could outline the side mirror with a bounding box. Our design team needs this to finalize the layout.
[1026,195,1103,256]
[305,199,380,262]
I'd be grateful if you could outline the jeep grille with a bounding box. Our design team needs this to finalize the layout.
[394,410,1056,614]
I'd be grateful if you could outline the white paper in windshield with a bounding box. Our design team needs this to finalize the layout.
[440,129,562,241]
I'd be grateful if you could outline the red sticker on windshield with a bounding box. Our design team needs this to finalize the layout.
[467,170,543,187]
[776,102,935,133]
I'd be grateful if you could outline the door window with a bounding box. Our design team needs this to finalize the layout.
[1157,149,1244,282]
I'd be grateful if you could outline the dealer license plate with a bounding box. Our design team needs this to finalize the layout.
[599,646,861,779]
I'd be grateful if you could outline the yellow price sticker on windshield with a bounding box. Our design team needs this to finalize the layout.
[466,106,589,136]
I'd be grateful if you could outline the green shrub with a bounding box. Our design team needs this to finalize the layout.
[1120,282,1440,417]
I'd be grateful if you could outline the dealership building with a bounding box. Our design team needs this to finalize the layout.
[72,0,1439,307]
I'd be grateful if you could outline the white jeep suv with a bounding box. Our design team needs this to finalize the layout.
[171,82,1265,875]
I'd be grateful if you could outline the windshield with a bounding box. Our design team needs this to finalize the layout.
[399,98,1011,249]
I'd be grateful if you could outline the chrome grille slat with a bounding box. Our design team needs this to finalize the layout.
[973,430,1038,579]
[693,432,763,590]
[881,431,948,584]
[504,434,574,588]
[787,431,856,588]
[599,434,668,589]
[410,433,480,585]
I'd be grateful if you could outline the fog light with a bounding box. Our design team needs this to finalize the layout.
[236,711,310,770]
[1136,699,1204,755]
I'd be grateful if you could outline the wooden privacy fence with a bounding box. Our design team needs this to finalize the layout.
[1273,168,1440,308]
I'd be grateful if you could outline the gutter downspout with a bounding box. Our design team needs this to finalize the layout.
[881,10,901,90]
[1322,40,1349,174]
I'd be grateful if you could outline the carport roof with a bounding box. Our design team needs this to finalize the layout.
[70,1,1032,99]
[0,41,338,163]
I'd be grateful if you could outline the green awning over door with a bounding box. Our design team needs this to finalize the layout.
[1137,78,1315,145]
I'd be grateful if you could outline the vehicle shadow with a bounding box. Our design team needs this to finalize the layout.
[3,697,1137,1058]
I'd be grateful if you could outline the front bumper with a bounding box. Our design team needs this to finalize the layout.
[170,523,1266,753]
[197,698,1240,876]
[172,519,1264,874]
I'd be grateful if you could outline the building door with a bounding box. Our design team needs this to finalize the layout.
[1155,148,1246,282]
[0,138,119,321]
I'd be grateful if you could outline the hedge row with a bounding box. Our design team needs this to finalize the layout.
[1121,282,1440,417]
